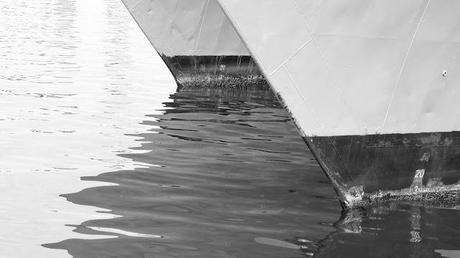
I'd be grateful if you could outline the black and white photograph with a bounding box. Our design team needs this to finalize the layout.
[1,0,459,257]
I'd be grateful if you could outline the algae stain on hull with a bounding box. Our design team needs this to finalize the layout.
[307,132,460,207]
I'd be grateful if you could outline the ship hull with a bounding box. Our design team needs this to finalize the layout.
[217,0,460,207]
[122,0,460,208]
[120,0,264,88]
[306,132,460,207]
[162,55,265,88]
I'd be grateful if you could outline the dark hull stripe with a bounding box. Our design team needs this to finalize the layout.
[306,132,460,208]
[160,55,266,88]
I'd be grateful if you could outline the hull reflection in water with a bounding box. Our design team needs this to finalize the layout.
[45,86,460,257]
[315,203,460,258]
[45,85,339,257]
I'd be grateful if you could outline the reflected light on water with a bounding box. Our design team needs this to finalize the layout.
[0,0,176,257]
[435,249,460,258]
[86,227,164,239]
[3,0,460,258]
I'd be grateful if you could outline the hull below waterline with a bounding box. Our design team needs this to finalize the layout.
[162,55,265,88]
[306,132,460,207]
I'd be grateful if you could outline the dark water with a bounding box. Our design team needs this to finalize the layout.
[47,86,460,258]
[45,86,339,257]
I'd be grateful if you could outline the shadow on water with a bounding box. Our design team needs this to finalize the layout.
[44,85,340,257]
[45,85,460,257]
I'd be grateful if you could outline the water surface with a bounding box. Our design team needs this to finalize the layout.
[47,86,341,257]
[0,0,175,256]
[48,86,460,258]
[1,0,460,257]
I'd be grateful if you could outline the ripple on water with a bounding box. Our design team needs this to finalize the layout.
[2,0,460,257]
[0,0,175,257]
[46,85,460,258]
[43,86,340,258]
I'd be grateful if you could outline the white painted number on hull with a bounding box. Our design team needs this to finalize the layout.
[415,169,425,178]
[420,153,430,162]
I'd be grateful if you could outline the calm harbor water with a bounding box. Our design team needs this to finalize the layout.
[1,0,460,257]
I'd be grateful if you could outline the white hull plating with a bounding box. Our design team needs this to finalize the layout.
[218,0,460,136]
[120,0,264,88]
[121,0,248,56]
